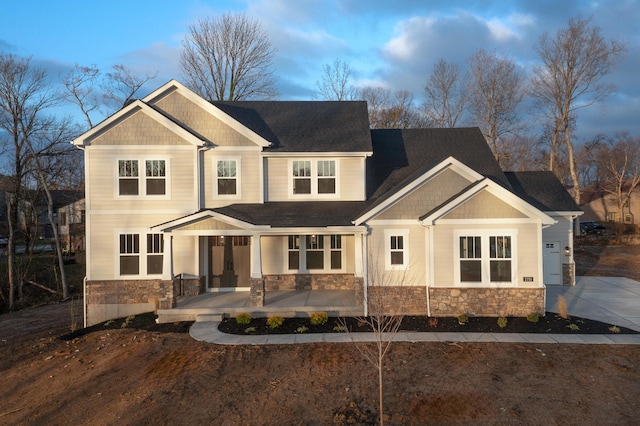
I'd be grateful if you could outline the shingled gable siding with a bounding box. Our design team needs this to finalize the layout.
[154,91,256,147]
[85,279,175,326]
[428,287,545,317]
[375,168,473,220]
[442,191,528,219]
[90,111,190,146]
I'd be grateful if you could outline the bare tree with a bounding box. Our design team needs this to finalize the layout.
[62,63,157,129]
[595,133,640,237]
[359,86,428,129]
[530,15,626,202]
[467,49,526,165]
[61,64,101,128]
[423,59,467,128]
[0,53,70,308]
[180,13,278,101]
[499,134,546,172]
[101,64,157,111]
[315,59,357,100]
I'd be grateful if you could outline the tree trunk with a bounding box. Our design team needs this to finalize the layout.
[565,125,581,204]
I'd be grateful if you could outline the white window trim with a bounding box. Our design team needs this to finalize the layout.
[288,159,340,199]
[284,235,346,273]
[114,157,171,200]
[453,229,517,287]
[114,230,165,279]
[384,229,409,271]
[212,156,242,199]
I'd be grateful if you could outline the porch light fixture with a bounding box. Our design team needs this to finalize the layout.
[564,246,571,256]
[310,234,317,244]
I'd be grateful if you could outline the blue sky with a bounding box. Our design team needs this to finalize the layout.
[1,0,639,140]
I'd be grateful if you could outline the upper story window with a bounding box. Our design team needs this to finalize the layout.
[117,158,169,198]
[145,160,166,195]
[214,158,241,198]
[291,160,338,197]
[118,160,139,195]
[292,160,312,194]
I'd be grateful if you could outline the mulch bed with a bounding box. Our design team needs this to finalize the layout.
[218,314,639,335]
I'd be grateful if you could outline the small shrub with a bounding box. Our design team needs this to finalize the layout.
[121,315,135,328]
[526,313,540,323]
[567,323,580,332]
[497,317,508,328]
[608,325,621,334]
[333,325,347,332]
[428,317,438,327]
[267,316,284,329]
[104,320,114,327]
[236,313,252,325]
[244,327,256,333]
[310,312,328,326]
[457,313,469,325]
[295,326,309,333]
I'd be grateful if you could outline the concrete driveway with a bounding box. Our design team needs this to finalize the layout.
[546,276,640,332]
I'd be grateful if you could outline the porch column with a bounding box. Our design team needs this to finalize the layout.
[162,233,174,280]
[354,233,364,277]
[249,234,264,307]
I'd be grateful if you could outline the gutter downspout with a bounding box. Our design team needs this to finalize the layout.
[363,228,369,317]
[83,276,87,328]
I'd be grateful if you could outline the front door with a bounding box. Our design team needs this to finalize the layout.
[543,241,562,285]
[208,236,251,291]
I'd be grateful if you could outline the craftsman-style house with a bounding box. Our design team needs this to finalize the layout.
[72,80,581,326]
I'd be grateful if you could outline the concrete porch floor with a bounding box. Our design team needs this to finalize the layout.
[157,290,363,323]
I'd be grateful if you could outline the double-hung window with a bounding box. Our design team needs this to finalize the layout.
[118,159,168,197]
[291,160,338,196]
[456,231,515,285]
[118,232,164,277]
[292,161,312,194]
[145,160,166,195]
[215,158,240,197]
[385,229,409,270]
[147,234,164,275]
[118,160,139,196]
[286,235,344,272]
[119,233,140,275]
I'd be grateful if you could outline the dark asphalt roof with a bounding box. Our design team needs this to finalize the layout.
[365,127,510,207]
[213,201,370,227]
[504,171,581,212]
[212,101,372,152]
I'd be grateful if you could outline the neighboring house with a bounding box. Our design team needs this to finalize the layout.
[57,197,86,254]
[580,182,639,229]
[72,80,581,326]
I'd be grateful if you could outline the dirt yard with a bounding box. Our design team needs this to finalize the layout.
[0,244,639,425]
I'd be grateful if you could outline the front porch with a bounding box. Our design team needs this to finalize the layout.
[156,289,363,323]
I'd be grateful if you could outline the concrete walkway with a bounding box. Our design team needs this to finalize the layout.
[190,276,640,345]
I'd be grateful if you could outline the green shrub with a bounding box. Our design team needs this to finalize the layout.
[244,327,256,333]
[121,315,135,328]
[526,313,540,323]
[333,325,347,332]
[267,316,284,329]
[295,326,309,333]
[236,313,252,325]
[567,323,580,332]
[497,316,508,328]
[608,325,621,334]
[310,312,328,326]
[457,313,469,325]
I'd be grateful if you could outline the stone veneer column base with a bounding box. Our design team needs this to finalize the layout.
[429,287,545,317]
[563,262,575,286]
[249,278,265,307]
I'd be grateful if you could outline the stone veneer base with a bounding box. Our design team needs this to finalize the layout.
[429,287,545,317]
